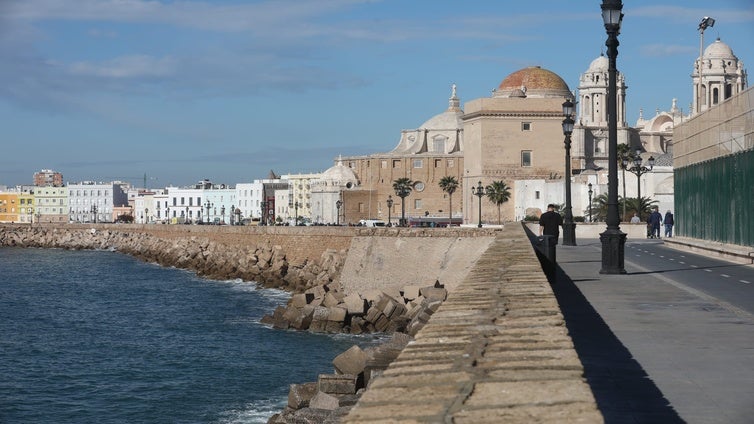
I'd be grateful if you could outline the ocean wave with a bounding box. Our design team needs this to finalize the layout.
[215,397,287,424]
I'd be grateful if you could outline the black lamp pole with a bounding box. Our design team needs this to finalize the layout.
[588,183,593,223]
[386,195,393,227]
[561,99,577,246]
[336,199,342,225]
[600,0,627,274]
[621,151,655,221]
[474,181,485,228]
[294,201,299,226]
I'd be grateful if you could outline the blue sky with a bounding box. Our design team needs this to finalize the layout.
[1,0,752,188]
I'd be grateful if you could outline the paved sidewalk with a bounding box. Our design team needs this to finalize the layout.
[554,239,754,424]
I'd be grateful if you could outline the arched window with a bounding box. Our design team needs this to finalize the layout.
[712,87,719,104]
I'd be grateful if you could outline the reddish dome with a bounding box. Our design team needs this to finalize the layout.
[496,66,571,98]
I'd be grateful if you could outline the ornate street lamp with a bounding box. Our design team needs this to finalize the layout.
[145,207,149,224]
[474,181,485,228]
[221,206,225,224]
[588,183,593,223]
[166,206,170,224]
[620,150,655,221]
[600,0,627,274]
[561,99,577,246]
[90,204,98,224]
[260,201,267,226]
[336,199,342,225]
[386,195,394,227]
[294,201,299,226]
[204,201,212,225]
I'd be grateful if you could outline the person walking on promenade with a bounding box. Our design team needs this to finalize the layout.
[648,207,663,239]
[664,210,674,238]
[539,204,563,244]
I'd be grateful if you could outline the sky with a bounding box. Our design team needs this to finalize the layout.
[1,0,753,188]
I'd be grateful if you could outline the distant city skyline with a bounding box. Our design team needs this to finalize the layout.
[1,0,753,187]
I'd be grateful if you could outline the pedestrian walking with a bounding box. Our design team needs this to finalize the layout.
[539,204,563,244]
[648,207,662,239]
[664,210,674,238]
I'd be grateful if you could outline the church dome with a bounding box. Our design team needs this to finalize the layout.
[703,38,736,59]
[496,66,571,98]
[586,55,609,73]
[419,109,463,130]
[321,158,358,185]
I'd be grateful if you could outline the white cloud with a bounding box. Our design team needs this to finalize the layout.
[639,43,696,58]
[67,55,177,78]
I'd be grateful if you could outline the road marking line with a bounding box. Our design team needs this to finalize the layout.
[669,258,675,261]
[679,261,686,264]
[704,269,712,272]
[721,274,731,278]
[660,255,665,258]
[741,280,751,284]
[691,265,698,268]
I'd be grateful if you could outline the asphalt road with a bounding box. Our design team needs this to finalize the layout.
[555,239,754,424]
[625,239,754,315]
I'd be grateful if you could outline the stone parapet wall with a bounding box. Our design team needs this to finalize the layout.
[342,224,603,423]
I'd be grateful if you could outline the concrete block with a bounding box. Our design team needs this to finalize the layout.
[333,345,367,376]
[287,382,318,409]
[322,292,340,308]
[312,306,330,321]
[327,306,347,322]
[309,391,340,410]
[325,320,344,333]
[420,286,447,302]
[290,293,308,308]
[318,373,357,395]
[342,293,367,315]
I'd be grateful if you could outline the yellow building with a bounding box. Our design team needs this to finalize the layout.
[0,192,21,223]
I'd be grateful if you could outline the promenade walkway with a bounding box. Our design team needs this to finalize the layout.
[555,239,754,424]
[343,225,603,423]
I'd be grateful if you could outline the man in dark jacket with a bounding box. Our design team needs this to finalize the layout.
[648,207,663,239]
[539,204,563,244]
[664,210,675,238]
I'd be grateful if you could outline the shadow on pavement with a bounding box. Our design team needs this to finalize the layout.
[550,263,686,424]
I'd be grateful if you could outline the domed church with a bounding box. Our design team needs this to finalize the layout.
[330,38,747,225]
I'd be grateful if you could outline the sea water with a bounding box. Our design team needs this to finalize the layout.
[0,247,383,423]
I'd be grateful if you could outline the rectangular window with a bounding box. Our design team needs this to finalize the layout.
[381,160,387,169]
[434,159,442,168]
[358,202,365,213]
[413,159,423,168]
[535,191,540,200]
[447,159,454,167]
[393,160,401,168]
[522,122,532,131]
[414,199,422,209]
[521,151,532,167]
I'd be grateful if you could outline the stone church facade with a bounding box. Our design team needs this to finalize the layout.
[325,38,746,225]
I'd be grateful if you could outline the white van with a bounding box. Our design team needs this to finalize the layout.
[359,219,387,227]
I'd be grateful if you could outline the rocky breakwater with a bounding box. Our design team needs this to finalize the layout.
[0,226,344,293]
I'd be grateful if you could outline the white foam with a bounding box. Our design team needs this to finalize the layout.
[215,397,287,424]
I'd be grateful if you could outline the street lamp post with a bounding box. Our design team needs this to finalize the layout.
[588,183,593,223]
[474,181,485,228]
[204,201,212,225]
[91,204,98,224]
[260,201,266,226]
[166,206,170,224]
[386,195,393,227]
[561,99,577,246]
[185,206,189,224]
[336,199,342,225]
[221,206,225,224]
[294,201,299,226]
[621,151,655,221]
[145,208,149,224]
[600,0,627,274]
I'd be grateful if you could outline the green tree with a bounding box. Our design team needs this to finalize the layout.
[392,177,413,226]
[624,196,658,221]
[484,180,511,225]
[438,176,459,225]
[617,143,635,220]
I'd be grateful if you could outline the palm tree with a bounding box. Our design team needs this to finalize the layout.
[617,143,634,221]
[484,180,511,224]
[438,176,459,226]
[624,196,658,220]
[392,177,413,226]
